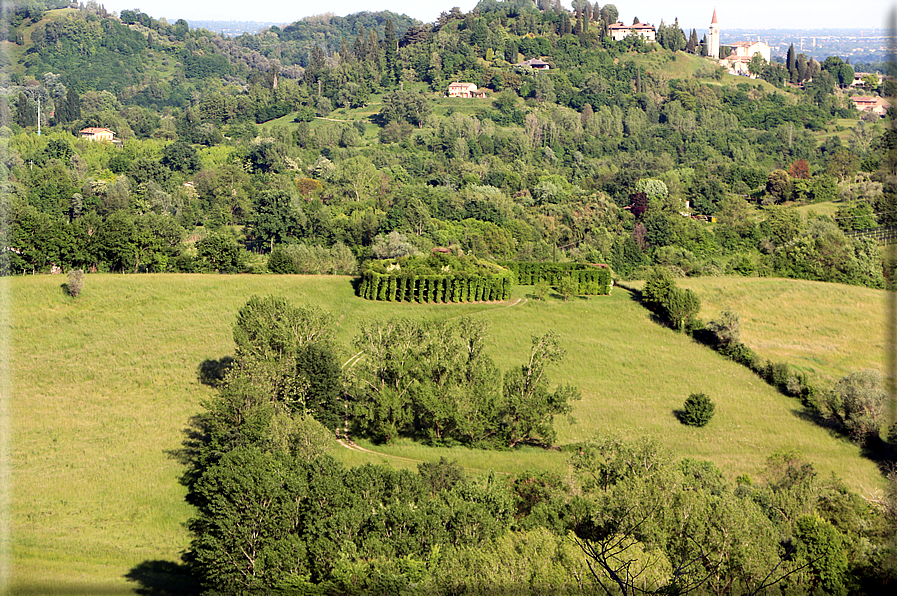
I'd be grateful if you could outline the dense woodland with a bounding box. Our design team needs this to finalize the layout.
[4,0,897,593]
[0,0,893,289]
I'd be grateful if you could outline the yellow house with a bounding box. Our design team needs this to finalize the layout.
[79,127,116,142]
[447,82,486,98]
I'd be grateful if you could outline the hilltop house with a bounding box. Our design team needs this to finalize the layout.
[447,82,487,98]
[515,58,550,70]
[852,96,889,117]
[79,127,116,142]
[608,22,656,42]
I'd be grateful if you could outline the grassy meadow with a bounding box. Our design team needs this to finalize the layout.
[679,276,888,384]
[5,273,888,593]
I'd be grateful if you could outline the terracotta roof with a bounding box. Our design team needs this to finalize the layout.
[79,127,114,134]
[711,9,718,24]
[609,22,655,31]
[448,82,477,89]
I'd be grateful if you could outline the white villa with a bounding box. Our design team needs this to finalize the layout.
[710,10,771,78]
[608,22,656,42]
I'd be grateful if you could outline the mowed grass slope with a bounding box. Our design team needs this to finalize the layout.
[7,274,886,593]
[679,276,888,384]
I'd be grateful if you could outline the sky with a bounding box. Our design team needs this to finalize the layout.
[101,1,894,31]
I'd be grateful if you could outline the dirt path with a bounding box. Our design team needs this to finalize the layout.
[336,438,510,475]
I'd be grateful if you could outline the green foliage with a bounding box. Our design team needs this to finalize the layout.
[501,332,581,447]
[64,268,84,297]
[502,262,612,295]
[822,370,886,443]
[794,515,850,595]
[196,231,246,273]
[345,320,578,448]
[662,286,701,332]
[680,392,715,427]
[359,253,513,303]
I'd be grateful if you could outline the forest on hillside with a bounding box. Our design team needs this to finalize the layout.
[0,0,892,290]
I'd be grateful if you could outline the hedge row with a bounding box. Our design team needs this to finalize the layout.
[358,272,513,303]
[501,262,613,294]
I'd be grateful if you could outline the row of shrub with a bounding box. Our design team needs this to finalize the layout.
[502,262,613,295]
[358,271,513,303]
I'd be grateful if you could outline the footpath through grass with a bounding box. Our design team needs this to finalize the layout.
[7,273,886,593]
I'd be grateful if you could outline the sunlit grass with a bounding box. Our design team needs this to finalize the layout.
[8,273,887,593]
[679,276,886,384]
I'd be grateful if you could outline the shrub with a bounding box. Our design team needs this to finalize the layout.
[65,269,85,297]
[822,370,886,443]
[267,248,297,274]
[706,309,740,350]
[681,393,715,427]
[642,267,676,312]
[662,286,701,332]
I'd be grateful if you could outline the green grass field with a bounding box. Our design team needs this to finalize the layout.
[679,276,887,384]
[5,273,887,594]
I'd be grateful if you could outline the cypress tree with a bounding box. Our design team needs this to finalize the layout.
[786,44,797,82]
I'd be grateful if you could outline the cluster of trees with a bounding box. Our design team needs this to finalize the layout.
[211,294,579,448]
[187,330,897,595]
[346,318,579,446]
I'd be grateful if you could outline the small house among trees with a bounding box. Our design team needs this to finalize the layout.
[515,58,550,70]
[79,127,116,142]
[447,82,487,98]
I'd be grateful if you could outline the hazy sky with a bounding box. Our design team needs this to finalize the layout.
[102,1,894,31]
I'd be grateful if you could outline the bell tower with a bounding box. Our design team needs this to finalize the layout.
[708,9,720,59]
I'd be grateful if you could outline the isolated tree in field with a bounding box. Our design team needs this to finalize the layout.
[65,269,85,297]
[557,275,578,301]
[681,393,715,427]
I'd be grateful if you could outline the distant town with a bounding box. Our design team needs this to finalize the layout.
[724,28,892,64]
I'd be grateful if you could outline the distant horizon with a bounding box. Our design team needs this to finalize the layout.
[101,1,893,32]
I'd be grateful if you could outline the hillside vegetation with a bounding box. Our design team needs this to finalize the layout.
[3,0,896,592]
[8,273,887,592]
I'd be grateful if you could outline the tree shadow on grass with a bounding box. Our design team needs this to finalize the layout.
[165,414,212,491]
[789,408,897,476]
[197,356,234,388]
[672,409,687,425]
[125,560,200,596]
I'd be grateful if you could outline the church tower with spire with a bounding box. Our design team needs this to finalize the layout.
[708,8,720,59]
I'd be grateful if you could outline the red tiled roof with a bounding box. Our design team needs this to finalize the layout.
[609,22,655,31]
[79,127,114,134]
[712,9,718,24]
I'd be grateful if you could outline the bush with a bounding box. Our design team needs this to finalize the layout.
[267,247,297,274]
[662,286,701,332]
[822,370,886,443]
[681,393,715,427]
[65,269,85,297]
